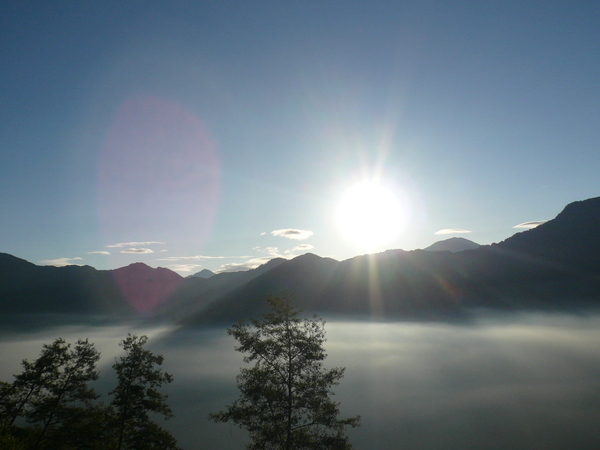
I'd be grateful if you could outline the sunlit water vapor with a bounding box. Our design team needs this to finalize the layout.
[2,311,600,449]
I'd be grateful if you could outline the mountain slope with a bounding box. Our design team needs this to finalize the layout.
[187,196,600,324]
[2,197,600,326]
[424,237,481,252]
[0,254,127,316]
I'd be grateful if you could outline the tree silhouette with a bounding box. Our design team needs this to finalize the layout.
[0,335,179,449]
[109,334,179,450]
[0,338,100,449]
[210,295,360,449]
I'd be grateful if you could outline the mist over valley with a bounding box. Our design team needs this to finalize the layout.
[2,197,600,448]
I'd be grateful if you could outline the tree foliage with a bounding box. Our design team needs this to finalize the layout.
[110,334,178,450]
[0,334,178,450]
[0,338,100,449]
[210,295,360,449]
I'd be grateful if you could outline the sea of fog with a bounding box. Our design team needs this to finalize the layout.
[2,310,600,449]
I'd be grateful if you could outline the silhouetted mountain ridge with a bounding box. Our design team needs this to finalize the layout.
[424,237,481,252]
[2,197,600,326]
[186,196,600,323]
[188,269,215,279]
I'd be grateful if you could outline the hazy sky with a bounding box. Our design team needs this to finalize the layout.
[2,1,599,274]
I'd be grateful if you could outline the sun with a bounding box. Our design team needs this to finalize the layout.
[335,180,408,251]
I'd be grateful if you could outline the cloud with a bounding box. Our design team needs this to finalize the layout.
[107,241,165,248]
[289,244,314,253]
[166,264,202,273]
[513,220,548,229]
[271,229,314,240]
[120,248,154,254]
[219,243,315,272]
[217,256,282,273]
[434,229,472,235]
[216,243,316,274]
[87,251,110,255]
[157,255,251,262]
[254,246,283,256]
[38,257,83,267]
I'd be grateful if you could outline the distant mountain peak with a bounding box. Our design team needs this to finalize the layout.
[189,268,215,279]
[111,262,182,278]
[424,237,481,253]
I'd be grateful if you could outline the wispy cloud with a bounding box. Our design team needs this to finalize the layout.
[120,248,154,254]
[254,246,283,256]
[271,229,314,240]
[434,229,472,235]
[214,242,315,274]
[39,257,83,267]
[107,241,165,248]
[513,221,548,229]
[165,264,202,273]
[288,243,314,253]
[217,257,280,273]
[157,255,251,262]
[87,251,110,255]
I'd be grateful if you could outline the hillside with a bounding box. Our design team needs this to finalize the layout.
[185,196,600,324]
[424,237,481,252]
[2,197,600,326]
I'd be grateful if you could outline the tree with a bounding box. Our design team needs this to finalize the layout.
[210,295,360,449]
[109,334,179,450]
[0,338,100,449]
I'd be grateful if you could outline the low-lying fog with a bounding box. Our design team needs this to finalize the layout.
[2,310,600,449]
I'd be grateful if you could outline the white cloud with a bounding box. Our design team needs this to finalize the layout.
[107,241,165,248]
[216,242,316,274]
[221,243,315,272]
[271,229,314,240]
[87,251,110,255]
[120,248,154,254]
[434,229,472,235]
[288,244,314,253]
[39,257,83,267]
[254,246,282,256]
[513,221,548,229]
[217,256,284,273]
[157,255,251,262]
[166,264,202,273]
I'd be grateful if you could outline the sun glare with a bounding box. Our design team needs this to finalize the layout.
[335,181,408,251]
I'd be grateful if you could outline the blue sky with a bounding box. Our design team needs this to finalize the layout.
[1,1,599,274]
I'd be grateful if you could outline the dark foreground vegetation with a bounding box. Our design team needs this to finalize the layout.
[0,296,361,450]
[210,295,360,449]
[0,335,178,450]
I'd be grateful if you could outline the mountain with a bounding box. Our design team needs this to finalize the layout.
[189,269,215,279]
[0,253,113,315]
[185,196,600,324]
[150,257,288,322]
[424,237,481,252]
[0,256,183,319]
[2,197,600,326]
[0,254,288,325]
[110,263,184,313]
[495,197,600,272]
